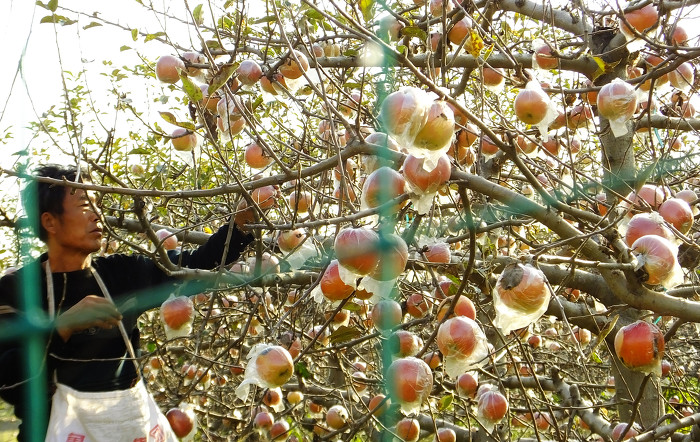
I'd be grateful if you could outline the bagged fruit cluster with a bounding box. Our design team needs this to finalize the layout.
[630,234,683,288]
[402,153,452,215]
[513,80,558,139]
[597,78,637,138]
[235,344,295,399]
[436,316,490,378]
[385,356,434,415]
[614,320,665,376]
[159,294,195,340]
[492,263,552,335]
[476,385,509,433]
[379,87,455,171]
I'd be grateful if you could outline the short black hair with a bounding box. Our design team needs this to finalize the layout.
[22,165,85,241]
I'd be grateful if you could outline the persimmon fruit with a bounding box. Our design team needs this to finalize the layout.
[624,212,673,247]
[362,166,406,210]
[279,50,309,79]
[251,185,279,209]
[171,128,197,152]
[326,404,349,430]
[495,263,548,313]
[166,407,194,438]
[514,88,550,124]
[371,233,409,281]
[403,154,451,194]
[597,80,637,122]
[534,43,557,69]
[244,142,273,169]
[456,372,478,398]
[395,418,420,442]
[436,295,476,321]
[437,316,480,358]
[237,60,263,86]
[334,226,380,275]
[630,235,678,285]
[621,4,658,35]
[614,320,664,373]
[156,55,185,83]
[371,299,403,332]
[478,389,509,426]
[423,241,452,264]
[320,259,355,301]
[155,228,178,250]
[659,197,693,234]
[160,296,194,330]
[255,346,294,387]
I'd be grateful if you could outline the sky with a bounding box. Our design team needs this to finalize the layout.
[0,1,268,168]
[1,1,699,174]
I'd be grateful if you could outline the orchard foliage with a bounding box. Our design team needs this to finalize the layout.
[3,0,700,440]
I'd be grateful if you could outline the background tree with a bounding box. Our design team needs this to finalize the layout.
[2,0,700,440]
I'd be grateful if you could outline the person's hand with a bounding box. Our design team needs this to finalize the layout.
[233,199,256,231]
[55,295,123,342]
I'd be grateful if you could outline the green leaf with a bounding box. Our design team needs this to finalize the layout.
[402,26,427,41]
[192,4,204,25]
[146,342,157,352]
[159,111,178,125]
[159,112,196,130]
[208,62,239,95]
[47,0,58,12]
[445,274,461,295]
[145,32,166,42]
[180,73,203,102]
[251,96,264,112]
[204,40,223,51]
[342,302,361,312]
[218,16,233,30]
[131,28,138,41]
[38,14,75,25]
[251,15,278,24]
[152,174,164,190]
[304,10,324,20]
[83,21,102,30]
[119,45,131,52]
[359,0,374,22]
[329,325,362,344]
[295,362,311,379]
[438,393,453,411]
[128,148,152,155]
[36,1,49,10]
[590,351,602,364]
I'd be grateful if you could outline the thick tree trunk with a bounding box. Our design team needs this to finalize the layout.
[612,353,664,428]
[599,117,637,198]
[599,119,664,428]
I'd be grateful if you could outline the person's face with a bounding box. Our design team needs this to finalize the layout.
[42,188,103,255]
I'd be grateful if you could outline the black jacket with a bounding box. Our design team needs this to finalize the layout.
[0,222,253,440]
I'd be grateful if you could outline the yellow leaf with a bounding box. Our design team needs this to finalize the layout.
[204,226,213,234]
[591,314,618,356]
[464,30,484,57]
[591,56,621,81]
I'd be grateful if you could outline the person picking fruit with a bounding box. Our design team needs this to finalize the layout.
[0,164,255,441]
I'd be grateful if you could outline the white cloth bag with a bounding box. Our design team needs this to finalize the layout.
[43,263,178,442]
[45,380,178,442]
